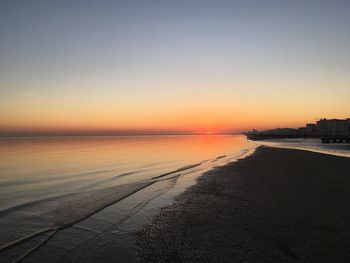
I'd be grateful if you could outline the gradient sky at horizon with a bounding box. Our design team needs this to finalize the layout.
[1,0,349,134]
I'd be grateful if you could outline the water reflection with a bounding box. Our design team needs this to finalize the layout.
[0,135,253,210]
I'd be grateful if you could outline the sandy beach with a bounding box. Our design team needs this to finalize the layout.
[137,146,350,262]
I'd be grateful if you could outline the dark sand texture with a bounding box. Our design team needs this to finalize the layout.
[137,146,350,262]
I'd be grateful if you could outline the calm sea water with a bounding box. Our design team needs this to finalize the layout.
[0,134,256,262]
[0,135,255,211]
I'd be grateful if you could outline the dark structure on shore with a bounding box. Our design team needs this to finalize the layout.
[246,118,350,143]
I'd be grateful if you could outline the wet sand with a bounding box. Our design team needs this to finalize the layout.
[137,146,350,262]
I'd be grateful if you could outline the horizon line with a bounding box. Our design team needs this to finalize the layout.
[0,131,244,138]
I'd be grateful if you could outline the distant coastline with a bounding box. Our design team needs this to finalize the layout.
[245,118,350,143]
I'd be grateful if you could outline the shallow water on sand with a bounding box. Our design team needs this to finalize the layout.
[259,138,350,157]
[0,135,255,262]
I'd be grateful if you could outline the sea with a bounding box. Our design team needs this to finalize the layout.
[0,134,349,262]
[0,134,255,262]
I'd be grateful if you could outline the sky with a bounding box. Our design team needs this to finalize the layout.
[0,0,349,135]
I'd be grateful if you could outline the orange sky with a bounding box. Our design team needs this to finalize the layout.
[1,1,350,135]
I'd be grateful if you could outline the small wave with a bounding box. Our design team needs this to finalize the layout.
[212,155,227,162]
[0,193,75,217]
[0,157,234,259]
[0,181,154,251]
[0,168,121,188]
[136,160,176,168]
[0,168,147,215]
[151,163,202,180]
[78,169,148,190]
[0,228,58,263]
[0,161,178,191]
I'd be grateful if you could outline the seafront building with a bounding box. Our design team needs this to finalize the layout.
[316,118,350,134]
[249,118,350,135]
[295,118,350,135]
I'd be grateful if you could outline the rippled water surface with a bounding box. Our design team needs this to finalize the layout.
[0,135,256,262]
[0,135,254,210]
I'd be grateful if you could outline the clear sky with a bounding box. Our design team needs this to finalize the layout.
[1,0,349,135]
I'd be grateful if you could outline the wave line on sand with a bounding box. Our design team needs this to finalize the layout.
[151,163,202,180]
[0,159,222,260]
[0,181,155,254]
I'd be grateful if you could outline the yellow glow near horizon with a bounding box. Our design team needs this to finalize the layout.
[1,85,349,134]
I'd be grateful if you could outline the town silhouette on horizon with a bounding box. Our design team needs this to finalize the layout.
[246,118,350,143]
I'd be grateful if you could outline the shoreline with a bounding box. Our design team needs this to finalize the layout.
[0,142,254,263]
[257,138,350,158]
[137,146,350,262]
